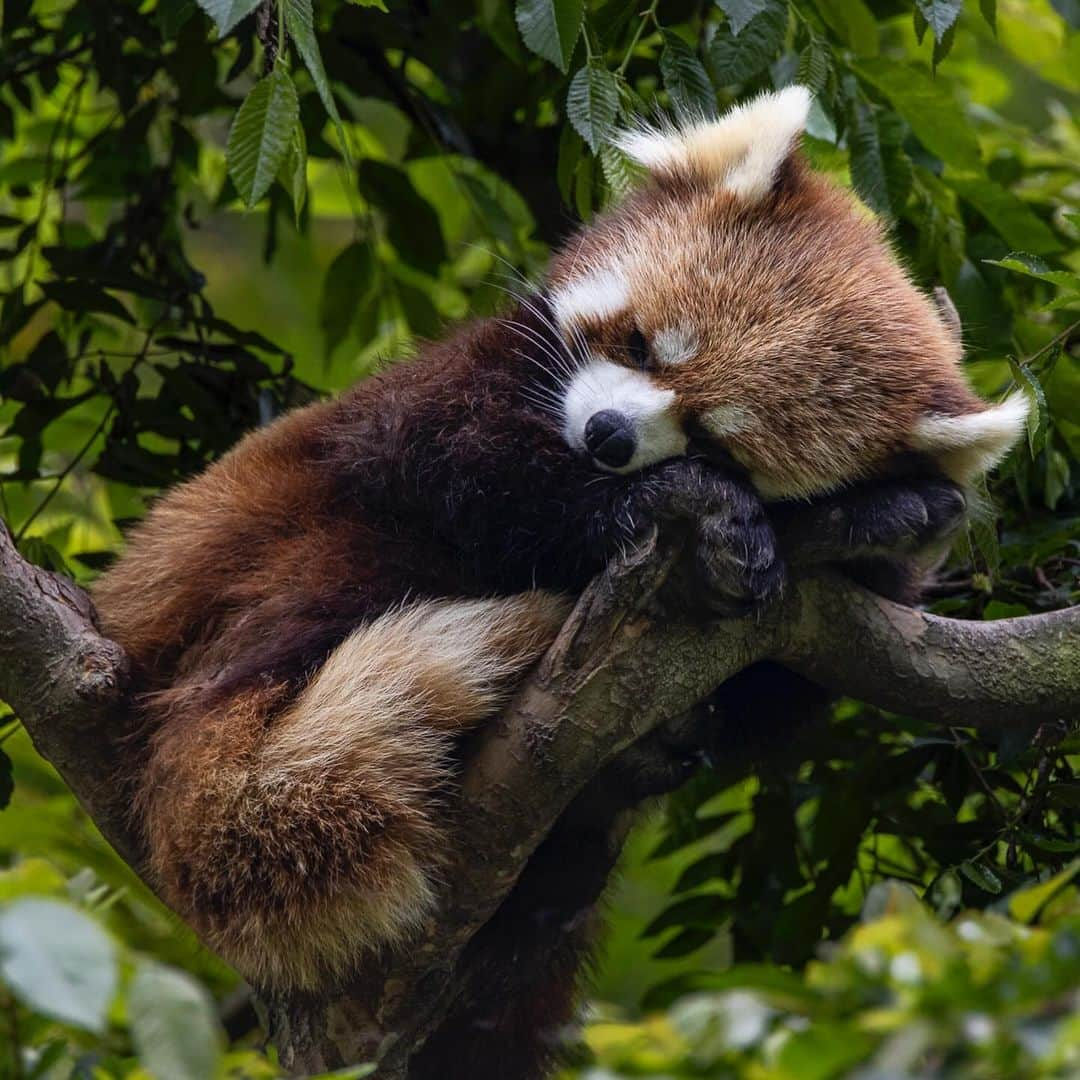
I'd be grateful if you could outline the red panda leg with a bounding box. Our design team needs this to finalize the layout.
[139,591,570,990]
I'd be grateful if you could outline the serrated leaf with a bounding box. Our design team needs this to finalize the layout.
[0,899,117,1032]
[915,0,962,40]
[709,2,788,84]
[597,143,638,204]
[660,32,716,123]
[960,860,1002,894]
[278,121,307,226]
[848,99,891,217]
[282,0,350,164]
[227,70,300,209]
[566,64,619,153]
[129,963,223,1080]
[1007,359,1049,457]
[515,0,584,72]
[714,0,771,35]
[795,39,830,94]
[194,0,261,36]
[319,242,376,360]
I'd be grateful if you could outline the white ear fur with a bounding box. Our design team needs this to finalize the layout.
[911,393,1030,483]
[616,86,812,201]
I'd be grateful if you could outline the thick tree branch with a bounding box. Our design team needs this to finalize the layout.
[0,518,1077,1075]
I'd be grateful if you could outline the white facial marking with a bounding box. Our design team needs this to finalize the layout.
[653,325,699,366]
[699,404,753,437]
[561,357,687,473]
[551,268,629,328]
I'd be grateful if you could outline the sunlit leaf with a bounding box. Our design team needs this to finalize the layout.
[227,70,300,209]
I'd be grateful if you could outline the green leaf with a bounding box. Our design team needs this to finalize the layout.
[319,242,377,361]
[984,252,1080,289]
[1009,861,1080,924]
[795,39,830,95]
[709,2,788,84]
[714,0,771,36]
[852,58,981,171]
[960,860,1002,894]
[277,121,307,226]
[227,70,300,209]
[0,899,117,1032]
[950,180,1063,255]
[598,143,638,204]
[915,0,962,40]
[129,963,224,1080]
[282,0,349,164]
[652,926,715,959]
[848,99,891,217]
[566,64,619,153]
[980,0,997,32]
[1008,359,1049,457]
[812,0,878,55]
[660,31,716,123]
[515,0,584,72]
[193,0,261,36]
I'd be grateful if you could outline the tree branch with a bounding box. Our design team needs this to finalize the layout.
[0,519,1077,1074]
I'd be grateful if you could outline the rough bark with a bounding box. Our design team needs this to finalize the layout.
[0,520,1077,1074]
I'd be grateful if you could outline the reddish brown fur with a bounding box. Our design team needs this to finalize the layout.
[549,157,990,498]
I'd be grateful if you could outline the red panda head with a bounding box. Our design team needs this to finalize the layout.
[545,86,1028,499]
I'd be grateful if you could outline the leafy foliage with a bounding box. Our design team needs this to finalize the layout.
[0,0,1078,1073]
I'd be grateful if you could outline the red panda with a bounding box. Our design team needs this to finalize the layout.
[90,87,1024,1078]
[546,86,1027,500]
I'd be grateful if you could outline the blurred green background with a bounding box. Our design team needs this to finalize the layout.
[1,0,1078,1075]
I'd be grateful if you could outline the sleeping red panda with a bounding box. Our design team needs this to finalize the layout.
[91,87,1026,1077]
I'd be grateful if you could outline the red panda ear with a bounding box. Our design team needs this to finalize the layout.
[911,394,1030,485]
[616,86,812,201]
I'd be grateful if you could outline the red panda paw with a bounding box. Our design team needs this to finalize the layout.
[695,510,785,616]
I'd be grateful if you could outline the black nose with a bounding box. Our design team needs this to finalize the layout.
[584,409,636,468]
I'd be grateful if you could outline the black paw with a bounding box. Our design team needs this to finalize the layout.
[778,475,967,564]
[637,459,785,614]
[846,477,967,553]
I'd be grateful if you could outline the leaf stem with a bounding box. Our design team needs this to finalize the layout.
[617,0,659,76]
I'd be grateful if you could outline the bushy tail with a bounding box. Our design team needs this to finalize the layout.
[138,592,570,989]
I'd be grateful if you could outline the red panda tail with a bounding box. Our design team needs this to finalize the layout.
[138,592,570,989]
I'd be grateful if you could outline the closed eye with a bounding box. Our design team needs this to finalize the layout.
[627,327,650,371]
